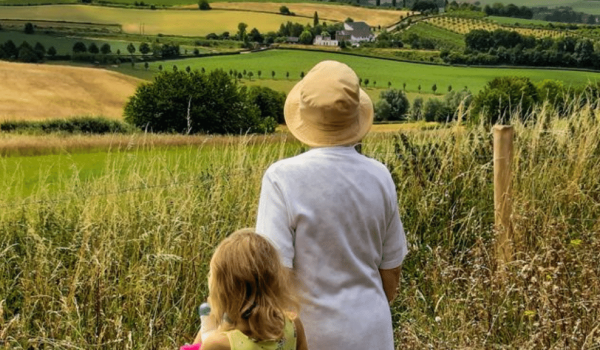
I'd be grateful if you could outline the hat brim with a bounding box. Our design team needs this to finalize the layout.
[284,79,374,148]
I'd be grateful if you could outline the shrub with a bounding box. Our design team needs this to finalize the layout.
[0,117,137,134]
[247,86,286,124]
[73,42,87,53]
[198,0,211,10]
[24,22,34,34]
[375,89,410,121]
[471,76,539,125]
[423,98,451,122]
[124,70,275,134]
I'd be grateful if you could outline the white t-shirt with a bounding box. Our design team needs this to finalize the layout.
[256,146,408,350]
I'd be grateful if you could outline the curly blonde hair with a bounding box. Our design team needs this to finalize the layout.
[208,228,300,341]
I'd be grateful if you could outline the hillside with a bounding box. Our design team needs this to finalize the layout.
[0,61,142,121]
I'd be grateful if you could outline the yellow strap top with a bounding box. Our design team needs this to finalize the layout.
[224,317,296,350]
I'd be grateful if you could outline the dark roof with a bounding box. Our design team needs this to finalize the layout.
[345,22,372,38]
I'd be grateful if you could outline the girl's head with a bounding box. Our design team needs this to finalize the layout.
[208,228,299,341]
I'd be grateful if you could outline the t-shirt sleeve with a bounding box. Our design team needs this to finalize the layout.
[256,170,295,268]
[379,182,408,270]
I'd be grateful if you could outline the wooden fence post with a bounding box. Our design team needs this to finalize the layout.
[493,125,514,265]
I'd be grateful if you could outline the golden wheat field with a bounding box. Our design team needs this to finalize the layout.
[191,2,410,27]
[0,5,293,36]
[0,61,141,121]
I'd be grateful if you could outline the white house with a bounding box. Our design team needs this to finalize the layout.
[336,22,374,44]
[313,32,338,46]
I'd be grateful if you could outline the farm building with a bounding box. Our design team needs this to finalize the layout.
[313,32,338,46]
[336,21,374,43]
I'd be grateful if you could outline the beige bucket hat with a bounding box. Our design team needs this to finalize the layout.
[284,60,374,147]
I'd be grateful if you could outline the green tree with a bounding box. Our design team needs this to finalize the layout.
[248,71,254,80]
[299,30,313,45]
[279,6,291,15]
[411,97,423,120]
[198,0,211,10]
[173,65,178,72]
[448,85,452,92]
[286,71,289,79]
[388,82,391,88]
[17,42,38,63]
[34,42,46,59]
[100,43,112,55]
[139,42,150,55]
[432,84,437,94]
[403,82,406,91]
[345,17,354,23]
[313,11,319,26]
[258,70,262,79]
[117,49,121,55]
[418,84,421,93]
[24,22,34,34]
[364,79,369,87]
[423,98,450,122]
[186,66,191,73]
[471,76,539,125]
[247,86,286,124]
[237,22,248,40]
[88,43,99,54]
[73,42,87,53]
[47,46,57,57]
[271,71,275,79]
[374,89,410,121]
[127,43,136,55]
[158,64,163,71]
[124,70,274,134]
[300,71,305,78]
[144,62,149,70]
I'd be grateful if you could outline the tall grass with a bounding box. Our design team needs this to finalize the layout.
[1,103,599,348]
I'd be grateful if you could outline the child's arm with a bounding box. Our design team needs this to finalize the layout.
[293,317,308,350]
[200,333,230,350]
[379,265,402,304]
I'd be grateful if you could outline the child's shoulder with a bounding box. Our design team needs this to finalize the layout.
[201,332,231,350]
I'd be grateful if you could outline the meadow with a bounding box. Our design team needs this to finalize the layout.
[424,16,571,38]
[0,31,141,56]
[1,101,599,348]
[114,49,600,95]
[0,5,293,36]
[488,15,557,26]
[402,22,465,49]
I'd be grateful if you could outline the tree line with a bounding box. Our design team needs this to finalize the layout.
[372,76,600,125]
[442,29,600,70]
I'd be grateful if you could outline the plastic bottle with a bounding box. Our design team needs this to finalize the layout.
[198,302,216,342]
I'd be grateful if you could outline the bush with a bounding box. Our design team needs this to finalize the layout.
[0,117,137,134]
[124,70,275,134]
[198,0,211,10]
[24,22,34,34]
[247,86,286,125]
[73,41,87,53]
[375,89,410,121]
[471,76,539,125]
[423,98,451,122]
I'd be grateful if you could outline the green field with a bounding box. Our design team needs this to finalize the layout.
[0,31,145,55]
[488,16,557,26]
[113,49,600,95]
[0,5,294,36]
[402,22,465,50]
[477,0,600,15]
[0,0,319,4]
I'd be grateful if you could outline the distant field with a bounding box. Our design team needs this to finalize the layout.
[488,16,556,26]
[113,49,600,95]
[402,22,465,50]
[0,31,143,55]
[202,2,409,27]
[476,0,600,16]
[0,61,141,120]
[0,5,293,36]
[425,16,571,38]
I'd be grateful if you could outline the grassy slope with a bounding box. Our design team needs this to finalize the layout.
[0,31,144,56]
[488,16,557,26]
[113,49,600,95]
[0,61,141,120]
[402,22,465,49]
[0,5,295,36]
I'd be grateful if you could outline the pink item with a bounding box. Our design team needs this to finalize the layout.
[180,343,201,350]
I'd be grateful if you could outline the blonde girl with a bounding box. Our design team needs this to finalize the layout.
[193,229,308,350]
